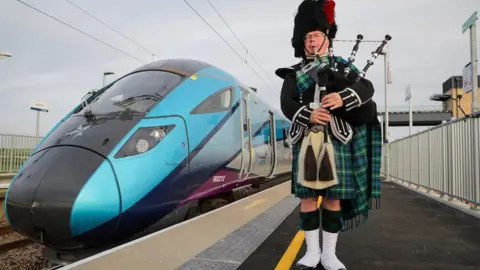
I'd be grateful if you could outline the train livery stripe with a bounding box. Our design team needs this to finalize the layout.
[180,119,289,204]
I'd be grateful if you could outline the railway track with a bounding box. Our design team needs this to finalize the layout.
[1,176,34,254]
[0,218,52,269]
[0,224,34,253]
[0,224,13,235]
[0,176,34,254]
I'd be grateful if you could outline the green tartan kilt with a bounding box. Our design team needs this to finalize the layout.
[291,123,380,200]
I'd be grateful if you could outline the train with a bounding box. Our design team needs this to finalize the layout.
[4,58,293,263]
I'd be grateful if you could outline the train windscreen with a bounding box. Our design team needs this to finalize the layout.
[79,70,184,115]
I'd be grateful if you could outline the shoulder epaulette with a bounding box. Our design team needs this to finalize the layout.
[334,56,360,73]
[274,61,304,79]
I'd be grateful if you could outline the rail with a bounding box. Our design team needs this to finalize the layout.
[383,113,480,210]
[0,134,43,174]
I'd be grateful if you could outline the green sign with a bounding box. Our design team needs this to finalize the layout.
[462,11,478,33]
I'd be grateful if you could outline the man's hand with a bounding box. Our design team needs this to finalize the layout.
[321,93,343,110]
[309,108,331,125]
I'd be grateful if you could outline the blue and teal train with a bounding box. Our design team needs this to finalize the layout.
[4,58,293,262]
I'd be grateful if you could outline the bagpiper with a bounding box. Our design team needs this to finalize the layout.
[276,0,384,269]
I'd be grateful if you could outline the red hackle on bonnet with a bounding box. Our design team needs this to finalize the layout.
[323,0,336,25]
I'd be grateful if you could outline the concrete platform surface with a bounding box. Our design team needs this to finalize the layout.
[239,181,480,269]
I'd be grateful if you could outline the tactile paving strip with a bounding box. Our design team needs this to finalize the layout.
[177,195,299,270]
[178,259,240,270]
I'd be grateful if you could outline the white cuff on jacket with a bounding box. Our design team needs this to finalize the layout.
[291,106,312,127]
[330,115,353,144]
[338,88,361,111]
[288,123,304,145]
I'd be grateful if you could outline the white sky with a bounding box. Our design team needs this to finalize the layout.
[1,0,479,141]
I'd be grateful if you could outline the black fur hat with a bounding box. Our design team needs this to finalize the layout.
[291,0,337,59]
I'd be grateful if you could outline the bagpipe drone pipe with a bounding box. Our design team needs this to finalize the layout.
[297,34,392,190]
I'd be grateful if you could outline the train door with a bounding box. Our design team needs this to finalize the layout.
[239,89,252,180]
[267,111,277,177]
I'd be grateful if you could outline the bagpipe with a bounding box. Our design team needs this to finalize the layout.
[296,34,392,190]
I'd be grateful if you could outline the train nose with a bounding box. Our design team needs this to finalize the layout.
[5,146,120,250]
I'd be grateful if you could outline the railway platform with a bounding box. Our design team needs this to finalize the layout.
[60,180,480,270]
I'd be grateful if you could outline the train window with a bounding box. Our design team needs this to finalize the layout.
[190,87,233,114]
[79,71,183,115]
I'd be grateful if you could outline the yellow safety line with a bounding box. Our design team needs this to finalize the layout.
[274,196,323,270]
[243,199,267,210]
[275,230,305,270]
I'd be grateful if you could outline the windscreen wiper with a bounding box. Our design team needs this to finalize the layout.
[80,90,97,117]
[77,83,114,116]
[115,94,160,105]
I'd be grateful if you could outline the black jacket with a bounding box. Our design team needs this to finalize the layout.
[278,57,378,129]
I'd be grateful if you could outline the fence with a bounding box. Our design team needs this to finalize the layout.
[0,134,43,174]
[384,113,480,209]
[377,105,445,113]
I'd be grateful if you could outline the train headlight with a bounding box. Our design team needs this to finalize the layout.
[135,139,149,153]
[151,128,166,140]
[114,125,175,158]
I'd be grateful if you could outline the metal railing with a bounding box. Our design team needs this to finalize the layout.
[377,105,446,113]
[383,113,480,210]
[0,134,43,174]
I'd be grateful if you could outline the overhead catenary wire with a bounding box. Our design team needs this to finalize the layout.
[182,0,278,95]
[15,0,146,64]
[63,0,159,61]
[335,39,384,43]
[205,0,277,88]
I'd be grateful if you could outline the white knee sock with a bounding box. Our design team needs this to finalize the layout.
[296,229,321,268]
[321,230,346,270]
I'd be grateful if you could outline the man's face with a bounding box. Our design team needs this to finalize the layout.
[304,30,329,55]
